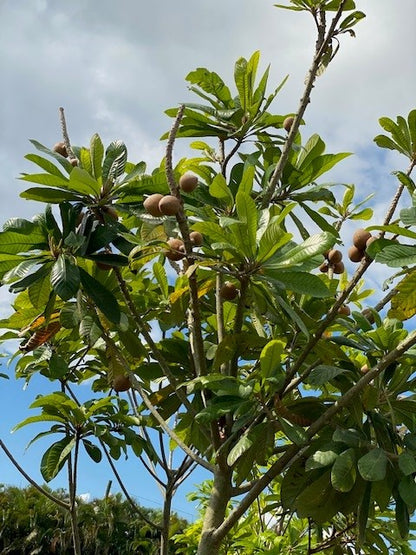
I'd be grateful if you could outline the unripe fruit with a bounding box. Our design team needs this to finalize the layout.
[283,116,295,133]
[53,142,68,157]
[143,194,164,217]
[189,231,203,246]
[327,249,342,264]
[348,245,364,263]
[333,261,345,274]
[338,305,351,316]
[158,195,181,216]
[165,238,185,261]
[352,229,372,250]
[179,173,198,193]
[220,281,238,301]
[319,261,329,273]
[113,374,131,392]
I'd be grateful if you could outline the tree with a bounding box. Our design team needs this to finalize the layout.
[1,0,416,554]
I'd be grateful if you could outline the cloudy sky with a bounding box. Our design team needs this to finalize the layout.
[0,0,415,516]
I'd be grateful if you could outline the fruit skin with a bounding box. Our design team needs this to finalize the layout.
[327,249,342,264]
[283,116,295,133]
[69,158,78,167]
[220,281,238,301]
[333,261,345,274]
[165,238,185,261]
[158,195,181,216]
[189,231,203,246]
[179,173,198,193]
[348,245,364,263]
[143,194,164,217]
[338,305,351,316]
[352,229,372,250]
[319,261,329,273]
[113,374,131,392]
[53,142,68,157]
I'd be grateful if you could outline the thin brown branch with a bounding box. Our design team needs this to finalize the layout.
[261,1,347,208]
[58,107,75,160]
[0,438,70,510]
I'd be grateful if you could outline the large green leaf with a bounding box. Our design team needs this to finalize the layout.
[259,339,285,378]
[51,255,80,301]
[41,436,75,482]
[68,166,100,196]
[331,448,356,492]
[235,191,258,256]
[20,172,70,188]
[24,154,68,180]
[90,133,104,181]
[307,364,349,386]
[186,67,233,108]
[79,268,120,324]
[357,448,387,481]
[375,244,416,267]
[0,229,48,255]
[20,187,83,203]
[305,445,340,471]
[256,223,292,263]
[209,173,234,204]
[227,434,253,466]
[266,270,330,297]
[268,232,336,267]
[102,140,127,183]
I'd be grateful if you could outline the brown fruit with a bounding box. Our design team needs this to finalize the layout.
[338,305,351,316]
[327,249,342,264]
[332,261,345,274]
[53,142,68,157]
[189,231,203,246]
[69,158,78,167]
[352,229,372,250]
[165,238,185,261]
[361,308,375,324]
[360,364,369,374]
[319,261,329,273]
[143,193,164,217]
[220,281,238,301]
[348,245,364,263]
[283,116,295,133]
[158,195,181,216]
[113,374,131,392]
[179,173,198,193]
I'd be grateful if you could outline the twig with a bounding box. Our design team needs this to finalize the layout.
[59,107,75,160]
[0,438,70,510]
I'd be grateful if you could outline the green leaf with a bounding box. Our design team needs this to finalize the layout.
[358,482,372,544]
[82,439,102,463]
[153,261,169,298]
[90,133,104,181]
[267,271,330,297]
[20,172,70,188]
[257,223,292,263]
[20,187,83,203]
[209,173,233,204]
[227,434,253,466]
[12,414,67,432]
[357,448,387,481]
[234,56,249,112]
[331,448,356,492]
[235,191,258,255]
[186,68,233,107]
[375,244,416,267]
[259,339,285,378]
[305,446,339,471]
[278,417,308,445]
[49,353,69,378]
[24,154,68,180]
[50,255,80,301]
[102,140,127,182]
[307,365,349,386]
[270,232,336,267]
[29,139,74,173]
[398,452,416,476]
[395,495,410,538]
[68,166,101,196]
[79,268,120,324]
[41,436,75,482]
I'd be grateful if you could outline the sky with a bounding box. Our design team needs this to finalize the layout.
[0,0,416,520]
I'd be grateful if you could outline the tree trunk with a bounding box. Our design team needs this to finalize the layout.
[197,466,232,555]
[160,485,173,555]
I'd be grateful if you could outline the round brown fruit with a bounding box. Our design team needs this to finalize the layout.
[352,228,372,250]
[189,231,203,246]
[348,245,364,263]
[319,261,329,273]
[327,249,342,264]
[143,193,164,217]
[361,308,375,324]
[113,374,131,392]
[179,173,198,193]
[158,195,181,216]
[165,238,185,261]
[333,261,345,274]
[283,116,295,133]
[338,305,351,316]
[360,364,369,374]
[220,281,238,301]
[53,142,68,157]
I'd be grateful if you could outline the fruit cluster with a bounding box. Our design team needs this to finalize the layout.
[319,249,344,274]
[348,228,374,262]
